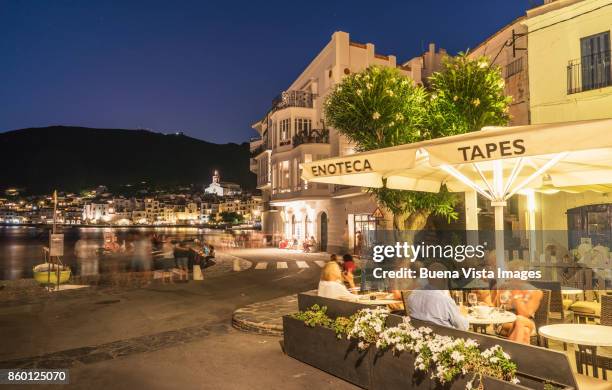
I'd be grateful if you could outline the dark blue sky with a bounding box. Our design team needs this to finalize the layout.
[0,0,540,144]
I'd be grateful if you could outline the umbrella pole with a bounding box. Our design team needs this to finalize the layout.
[492,201,506,272]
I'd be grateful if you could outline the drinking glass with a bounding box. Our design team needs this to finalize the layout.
[499,291,510,312]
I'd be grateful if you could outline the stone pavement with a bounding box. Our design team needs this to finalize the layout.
[0,252,252,306]
[232,294,300,336]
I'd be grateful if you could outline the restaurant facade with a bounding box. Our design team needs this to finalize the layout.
[250,32,447,253]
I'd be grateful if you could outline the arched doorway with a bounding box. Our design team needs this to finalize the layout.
[319,212,328,252]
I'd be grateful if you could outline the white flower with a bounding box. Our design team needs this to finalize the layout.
[386,89,394,97]
[451,350,464,362]
[366,82,373,90]
[356,89,362,96]
[511,377,520,384]
[479,60,488,68]
[372,67,380,74]
[372,112,381,120]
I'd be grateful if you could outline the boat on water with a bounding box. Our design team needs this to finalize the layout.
[33,263,71,285]
[33,190,72,287]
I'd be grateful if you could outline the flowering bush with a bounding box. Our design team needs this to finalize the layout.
[292,306,519,389]
[346,307,389,350]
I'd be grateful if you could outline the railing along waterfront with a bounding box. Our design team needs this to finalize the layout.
[567,50,612,94]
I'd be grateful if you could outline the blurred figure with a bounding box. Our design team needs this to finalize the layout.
[318,262,359,301]
[341,254,356,289]
[493,260,543,345]
[329,253,339,264]
[406,262,469,330]
[173,241,190,281]
[303,236,317,253]
[354,231,363,256]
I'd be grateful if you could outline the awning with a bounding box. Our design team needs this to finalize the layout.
[303,119,612,198]
[302,119,612,265]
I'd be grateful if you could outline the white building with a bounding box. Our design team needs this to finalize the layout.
[82,202,113,223]
[204,170,242,197]
[251,31,437,253]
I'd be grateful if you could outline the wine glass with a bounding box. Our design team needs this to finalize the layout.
[499,291,511,313]
[468,292,478,307]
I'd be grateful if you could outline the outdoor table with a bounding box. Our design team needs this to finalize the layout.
[354,293,402,306]
[561,287,583,296]
[465,310,516,333]
[539,324,612,378]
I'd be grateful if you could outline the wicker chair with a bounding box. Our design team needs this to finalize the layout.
[532,289,551,347]
[602,295,612,326]
[531,281,573,323]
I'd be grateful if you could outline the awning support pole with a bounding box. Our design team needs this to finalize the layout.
[492,200,507,271]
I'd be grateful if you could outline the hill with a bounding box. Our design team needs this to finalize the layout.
[0,126,255,195]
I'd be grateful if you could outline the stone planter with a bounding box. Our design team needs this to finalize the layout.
[283,316,372,388]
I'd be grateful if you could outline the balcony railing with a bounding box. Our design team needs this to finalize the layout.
[272,90,315,110]
[292,129,329,147]
[567,50,612,94]
[250,142,271,157]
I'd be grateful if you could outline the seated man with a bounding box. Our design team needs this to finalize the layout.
[406,263,469,330]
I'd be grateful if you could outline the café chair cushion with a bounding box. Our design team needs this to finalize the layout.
[574,374,612,390]
[563,299,573,310]
[570,301,601,316]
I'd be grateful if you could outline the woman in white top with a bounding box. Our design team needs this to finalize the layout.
[318,261,359,301]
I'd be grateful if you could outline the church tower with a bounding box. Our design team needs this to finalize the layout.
[212,170,220,184]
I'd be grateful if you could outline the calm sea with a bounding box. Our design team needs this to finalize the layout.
[0,225,233,280]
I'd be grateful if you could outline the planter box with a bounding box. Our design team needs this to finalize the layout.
[284,315,562,390]
[370,347,532,390]
[283,316,372,388]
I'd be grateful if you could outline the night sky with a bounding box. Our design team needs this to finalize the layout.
[0,0,540,144]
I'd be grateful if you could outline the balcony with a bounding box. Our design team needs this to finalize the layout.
[292,129,329,147]
[567,50,612,94]
[250,142,271,157]
[272,90,315,111]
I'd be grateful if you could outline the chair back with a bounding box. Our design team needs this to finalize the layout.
[400,290,412,316]
[531,281,563,318]
[534,289,551,329]
[602,294,612,326]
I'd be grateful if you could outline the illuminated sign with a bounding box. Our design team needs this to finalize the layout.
[457,139,525,162]
[311,159,372,176]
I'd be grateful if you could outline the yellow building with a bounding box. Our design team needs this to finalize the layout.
[525,0,612,124]
[522,0,612,275]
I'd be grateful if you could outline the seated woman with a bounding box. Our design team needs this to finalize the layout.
[341,254,358,289]
[481,261,543,345]
[318,262,359,301]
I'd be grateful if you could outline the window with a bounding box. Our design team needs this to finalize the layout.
[279,160,290,190]
[294,118,312,134]
[279,119,291,145]
[580,31,611,91]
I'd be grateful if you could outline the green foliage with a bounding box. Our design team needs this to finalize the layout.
[325,66,428,150]
[291,305,354,339]
[324,56,511,230]
[291,304,332,328]
[332,316,354,339]
[370,183,458,223]
[219,211,244,224]
[427,53,511,137]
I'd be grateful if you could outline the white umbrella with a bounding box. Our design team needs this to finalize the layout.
[302,119,612,266]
